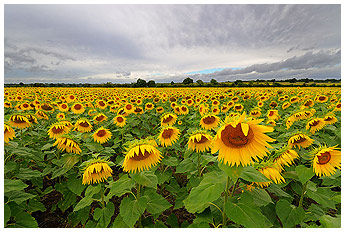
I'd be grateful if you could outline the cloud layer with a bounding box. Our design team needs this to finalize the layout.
[4,4,341,83]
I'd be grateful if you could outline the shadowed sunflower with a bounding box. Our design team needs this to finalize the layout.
[93,113,108,124]
[212,112,275,166]
[255,164,285,188]
[26,114,38,124]
[53,136,82,154]
[41,103,54,112]
[323,114,337,125]
[306,118,325,134]
[9,114,31,129]
[158,126,180,147]
[93,127,112,144]
[273,146,299,171]
[288,133,314,149]
[82,158,113,185]
[311,145,341,177]
[122,139,162,173]
[48,122,71,139]
[74,118,93,132]
[4,124,15,143]
[200,114,220,130]
[71,103,85,114]
[187,130,213,152]
[113,115,126,127]
[161,113,177,127]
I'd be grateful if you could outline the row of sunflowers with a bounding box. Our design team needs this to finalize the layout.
[4,87,341,228]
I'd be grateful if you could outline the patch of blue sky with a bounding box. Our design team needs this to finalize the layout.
[186,67,241,75]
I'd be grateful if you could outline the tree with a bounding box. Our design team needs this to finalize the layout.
[147,80,156,87]
[210,79,218,85]
[136,78,147,87]
[170,81,175,85]
[196,80,204,86]
[183,77,193,85]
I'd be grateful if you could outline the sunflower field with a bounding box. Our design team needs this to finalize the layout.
[4,87,341,228]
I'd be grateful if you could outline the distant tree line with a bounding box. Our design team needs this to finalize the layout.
[4,77,341,88]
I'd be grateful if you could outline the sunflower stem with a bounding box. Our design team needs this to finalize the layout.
[100,183,105,209]
[222,176,231,227]
[197,152,201,176]
[137,184,142,228]
[298,182,307,208]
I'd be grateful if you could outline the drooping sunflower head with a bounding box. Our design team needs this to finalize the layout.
[282,102,291,110]
[93,127,112,144]
[212,112,275,167]
[74,118,93,132]
[200,114,220,130]
[93,113,108,124]
[48,122,71,139]
[113,115,126,127]
[323,114,338,125]
[82,158,113,185]
[288,133,314,149]
[9,114,31,129]
[158,126,180,147]
[187,130,213,153]
[233,104,244,112]
[133,106,144,115]
[40,103,54,112]
[53,135,82,154]
[254,161,285,188]
[156,106,164,114]
[311,145,341,177]
[161,113,177,127]
[305,118,325,134]
[250,109,262,118]
[272,145,299,171]
[25,114,38,124]
[122,138,162,173]
[4,124,16,143]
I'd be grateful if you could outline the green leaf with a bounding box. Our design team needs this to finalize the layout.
[218,162,243,181]
[17,168,42,180]
[247,188,273,207]
[144,189,172,215]
[319,215,341,228]
[330,194,341,204]
[27,199,46,212]
[67,175,86,196]
[276,199,305,227]
[94,202,115,227]
[4,161,18,174]
[14,211,38,228]
[267,184,293,199]
[162,156,179,166]
[74,197,93,212]
[85,184,101,198]
[176,157,197,173]
[41,143,54,151]
[295,165,314,184]
[239,166,270,182]
[112,214,129,228]
[6,191,36,204]
[4,179,28,193]
[107,175,135,198]
[183,171,226,213]
[225,202,272,228]
[131,171,158,189]
[4,203,11,225]
[120,196,148,227]
[306,187,336,209]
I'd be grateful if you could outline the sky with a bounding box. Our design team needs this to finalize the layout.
[4,4,341,84]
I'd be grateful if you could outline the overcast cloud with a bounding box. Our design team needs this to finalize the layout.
[4,4,341,83]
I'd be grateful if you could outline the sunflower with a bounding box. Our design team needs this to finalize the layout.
[158,126,180,147]
[60,120,74,129]
[58,103,69,112]
[122,138,162,173]
[266,119,276,127]
[212,112,275,166]
[311,145,341,177]
[47,122,71,139]
[316,95,328,103]
[178,120,182,125]
[41,103,54,112]
[180,105,189,115]
[71,103,85,114]
[21,102,32,111]
[282,102,291,110]
[323,114,338,125]
[53,136,82,154]
[88,109,98,117]
[25,114,38,124]
[211,107,220,115]
[113,115,126,127]
[93,113,108,124]
[257,101,264,107]
[233,104,244,112]
[124,103,135,114]
[4,101,12,108]
[4,124,16,143]
[290,96,300,104]
[267,110,279,120]
[187,130,213,152]
[56,113,65,120]
[95,100,107,109]
[161,113,177,127]
[250,109,261,118]
[82,158,113,185]
[269,101,278,108]
[302,99,314,108]
[273,146,299,171]
[306,118,325,134]
[255,165,285,188]
[200,114,220,130]
[133,106,144,115]
[93,127,112,144]
[288,133,314,149]
[9,114,31,129]
[333,102,341,111]
[74,118,93,132]
[145,103,154,111]
[156,106,164,114]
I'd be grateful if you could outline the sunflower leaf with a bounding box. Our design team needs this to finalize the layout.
[107,174,135,198]
[319,215,341,228]
[120,196,149,227]
[144,189,172,215]
[74,196,93,212]
[131,171,158,189]
[239,166,270,182]
[4,179,28,193]
[295,165,314,184]
[218,162,243,181]
[275,199,305,227]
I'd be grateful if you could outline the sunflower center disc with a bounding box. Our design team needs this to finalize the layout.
[132,150,151,161]
[324,117,333,121]
[162,128,174,139]
[42,104,53,110]
[305,101,312,106]
[96,115,105,121]
[126,105,132,110]
[194,135,208,144]
[294,136,306,143]
[62,104,67,109]
[13,118,26,124]
[221,124,253,147]
[52,127,64,134]
[79,122,90,127]
[317,152,331,165]
[319,96,326,101]
[310,120,319,127]
[97,130,107,137]
[203,116,216,124]
[74,104,82,110]
[162,115,173,123]
[269,111,275,116]
[99,101,105,106]
[117,117,124,122]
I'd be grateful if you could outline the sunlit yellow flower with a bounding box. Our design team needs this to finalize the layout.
[255,165,285,188]
[82,158,113,185]
[93,127,112,144]
[311,145,341,177]
[306,118,325,134]
[288,133,314,149]
[187,131,213,152]
[113,115,126,127]
[9,114,31,129]
[74,118,93,132]
[58,103,69,112]
[161,113,177,127]
[158,126,180,147]
[200,114,220,130]
[323,114,337,125]
[47,122,71,139]
[56,113,65,120]
[4,124,15,143]
[93,113,108,124]
[53,136,82,154]
[71,103,85,114]
[273,146,299,171]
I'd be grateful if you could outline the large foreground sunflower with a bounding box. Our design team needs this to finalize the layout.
[212,112,275,166]
[158,126,180,147]
[122,138,162,173]
[187,130,213,152]
[82,158,113,185]
[311,145,341,177]
[9,114,31,129]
